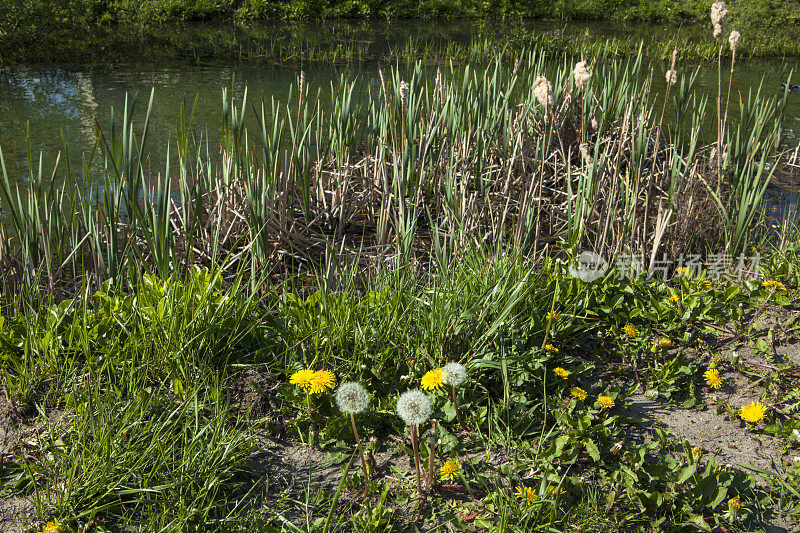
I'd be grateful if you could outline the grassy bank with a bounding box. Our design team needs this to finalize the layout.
[1,41,800,531]
[2,1,800,63]
[5,20,800,65]
[1,248,800,531]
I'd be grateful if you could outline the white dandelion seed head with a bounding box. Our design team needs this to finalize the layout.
[441,363,467,387]
[335,382,370,414]
[573,61,592,88]
[532,76,553,109]
[729,30,741,52]
[665,69,678,86]
[396,390,432,425]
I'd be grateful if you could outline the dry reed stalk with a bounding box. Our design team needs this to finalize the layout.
[712,1,728,193]
[721,30,741,147]
[643,48,678,263]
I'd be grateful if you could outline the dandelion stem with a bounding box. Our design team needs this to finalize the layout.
[451,385,467,432]
[540,279,559,350]
[350,413,369,498]
[410,423,422,493]
[426,419,437,491]
[741,360,777,370]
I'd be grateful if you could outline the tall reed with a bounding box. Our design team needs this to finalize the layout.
[0,47,791,306]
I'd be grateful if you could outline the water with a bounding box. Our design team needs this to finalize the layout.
[1,21,800,189]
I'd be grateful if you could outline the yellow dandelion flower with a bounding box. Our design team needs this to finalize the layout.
[544,344,559,353]
[421,368,444,390]
[571,387,587,401]
[652,337,673,350]
[703,368,722,389]
[42,520,62,533]
[623,323,638,338]
[308,370,336,394]
[439,461,459,480]
[598,395,615,409]
[762,279,786,292]
[728,495,743,516]
[692,446,703,457]
[514,485,539,504]
[675,267,689,276]
[554,367,570,379]
[697,338,707,348]
[739,402,766,423]
[668,295,680,304]
[546,311,559,323]
[290,369,316,390]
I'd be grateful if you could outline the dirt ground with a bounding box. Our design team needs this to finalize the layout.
[625,312,800,533]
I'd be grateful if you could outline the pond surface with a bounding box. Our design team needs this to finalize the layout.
[1,21,799,190]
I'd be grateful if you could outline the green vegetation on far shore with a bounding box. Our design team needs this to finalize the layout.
[4,0,800,26]
[2,1,800,63]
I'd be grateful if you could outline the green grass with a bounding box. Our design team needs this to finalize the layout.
[1,250,799,531]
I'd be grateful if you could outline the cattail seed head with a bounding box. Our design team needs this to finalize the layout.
[572,61,592,89]
[711,1,727,40]
[378,68,389,108]
[396,390,432,425]
[434,68,444,102]
[711,1,727,26]
[441,363,467,387]
[665,69,678,86]
[335,382,370,414]
[298,71,306,112]
[532,76,553,109]
[579,143,592,166]
[399,81,409,108]
[729,30,741,53]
